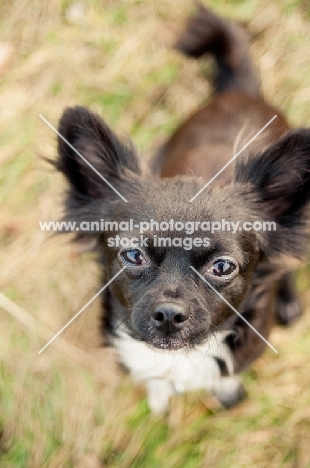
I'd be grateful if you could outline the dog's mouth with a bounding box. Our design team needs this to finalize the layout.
[150,337,188,351]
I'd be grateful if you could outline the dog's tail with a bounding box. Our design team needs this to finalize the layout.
[175,3,260,97]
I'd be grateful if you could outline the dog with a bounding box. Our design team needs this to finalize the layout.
[55,4,310,414]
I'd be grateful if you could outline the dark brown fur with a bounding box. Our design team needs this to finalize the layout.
[55,4,310,408]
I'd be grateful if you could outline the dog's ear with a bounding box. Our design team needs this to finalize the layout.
[235,128,310,257]
[57,106,140,201]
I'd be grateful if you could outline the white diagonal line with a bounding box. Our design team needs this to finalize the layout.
[190,266,278,354]
[189,115,277,202]
[38,266,126,354]
[39,114,128,202]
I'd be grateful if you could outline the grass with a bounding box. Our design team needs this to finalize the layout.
[0,0,310,466]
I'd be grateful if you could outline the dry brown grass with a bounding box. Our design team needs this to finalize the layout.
[1,0,310,467]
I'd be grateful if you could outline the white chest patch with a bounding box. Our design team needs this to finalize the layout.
[113,330,235,413]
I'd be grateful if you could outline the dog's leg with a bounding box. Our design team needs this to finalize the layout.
[275,272,302,326]
[223,284,274,375]
[207,339,246,408]
[145,379,174,415]
[213,375,246,408]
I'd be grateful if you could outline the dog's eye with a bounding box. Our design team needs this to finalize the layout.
[208,259,237,278]
[120,249,147,266]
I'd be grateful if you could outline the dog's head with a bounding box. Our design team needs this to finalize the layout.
[57,106,310,350]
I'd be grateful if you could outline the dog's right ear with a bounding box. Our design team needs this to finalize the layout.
[235,128,310,259]
[57,106,140,201]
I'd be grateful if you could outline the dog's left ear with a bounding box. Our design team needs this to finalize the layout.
[57,106,141,201]
[235,128,310,258]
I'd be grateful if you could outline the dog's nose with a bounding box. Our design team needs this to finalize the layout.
[150,303,189,333]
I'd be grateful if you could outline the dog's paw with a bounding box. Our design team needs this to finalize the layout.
[146,379,174,415]
[213,376,246,409]
[275,272,302,326]
[275,297,302,326]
